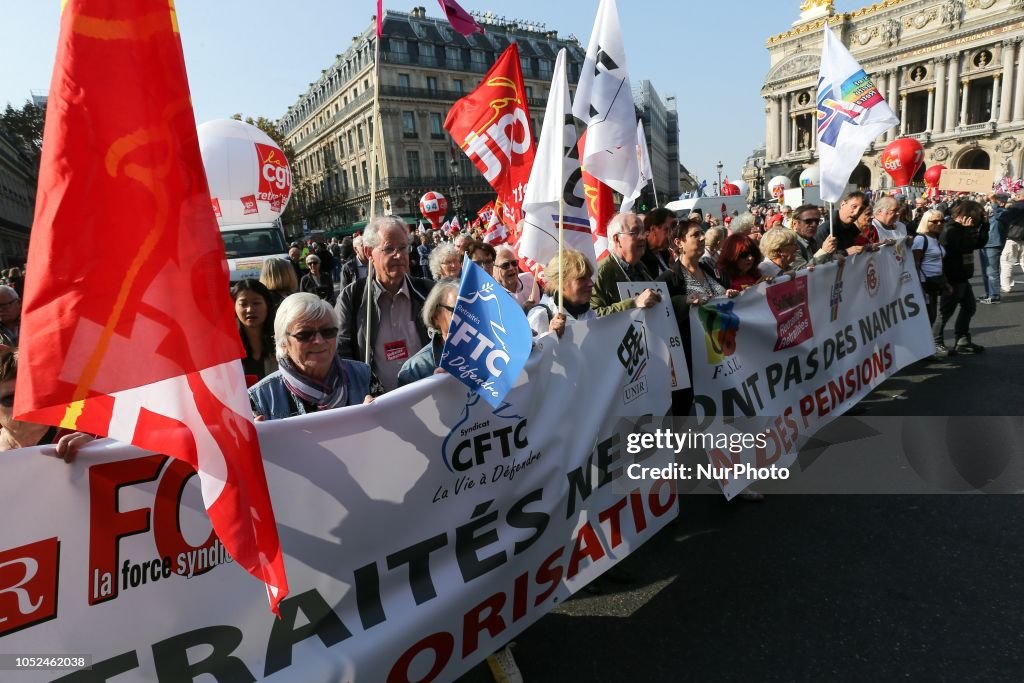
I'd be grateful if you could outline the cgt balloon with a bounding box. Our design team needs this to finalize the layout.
[881,137,924,188]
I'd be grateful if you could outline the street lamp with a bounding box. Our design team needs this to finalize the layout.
[715,160,723,196]
[404,189,414,219]
[753,158,766,204]
[448,156,465,221]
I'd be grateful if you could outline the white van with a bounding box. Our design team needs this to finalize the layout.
[220,222,289,283]
[664,196,749,221]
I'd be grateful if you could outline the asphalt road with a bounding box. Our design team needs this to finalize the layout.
[459,267,1024,683]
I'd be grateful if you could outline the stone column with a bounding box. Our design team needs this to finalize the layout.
[926,88,935,131]
[900,94,908,135]
[885,71,897,141]
[992,74,1001,122]
[1014,41,1024,122]
[999,40,1014,124]
[790,111,798,154]
[780,94,790,158]
[959,79,970,127]
[934,59,947,134]
[764,97,775,161]
[945,56,960,131]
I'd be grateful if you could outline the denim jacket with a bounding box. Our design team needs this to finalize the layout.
[248,357,372,420]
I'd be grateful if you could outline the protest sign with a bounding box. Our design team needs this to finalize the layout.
[0,310,672,682]
[689,247,934,499]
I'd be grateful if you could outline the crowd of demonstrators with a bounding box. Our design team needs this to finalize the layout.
[1,268,24,298]
[250,293,373,420]
[335,216,434,393]
[232,279,279,383]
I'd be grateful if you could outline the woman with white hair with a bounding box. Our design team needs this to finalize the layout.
[757,228,801,278]
[249,293,373,420]
[428,242,462,280]
[398,278,460,386]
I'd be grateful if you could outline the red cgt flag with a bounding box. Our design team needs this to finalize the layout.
[444,43,535,227]
[15,0,289,613]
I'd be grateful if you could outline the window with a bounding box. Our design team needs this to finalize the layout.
[407,151,421,179]
[471,49,487,70]
[357,124,364,148]
[434,151,447,178]
[398,73,410,92]
[526,86,533,100]
[427,76,438,94]
[341,169,349,191]
[347,130,354,153]
[351,165,358,188]
[453,79,464,94]
[402,111,418,138]
[420,43,435,58]
[430,112,444,139]
[362,161,369,186]
[391,39,407,54]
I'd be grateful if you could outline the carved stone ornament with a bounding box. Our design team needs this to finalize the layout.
[941,0,964,30]
[767,53,821,82]
[998,137,1019,154]
[1012,0,1024,10]
[910,65,928,82]
[933,146,950,161]
[797,92,811,106]
[855,27,877,45]
[966,0,997,8]
[880,19,900,47]
[905,9,937,29]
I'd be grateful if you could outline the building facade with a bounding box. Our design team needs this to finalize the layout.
[746,0,1024,198]
[0,128,35,268]
[278,7,587,231]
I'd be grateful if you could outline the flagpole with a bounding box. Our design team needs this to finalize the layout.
[557,184,565,313]
[648,177,659,209]
[828,201,835,238]
[366,24,383,366]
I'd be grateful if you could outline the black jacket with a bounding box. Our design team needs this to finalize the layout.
[940,218,988,283]
[335,275,434,365]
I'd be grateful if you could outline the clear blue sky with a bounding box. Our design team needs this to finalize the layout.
[1,0,866,189]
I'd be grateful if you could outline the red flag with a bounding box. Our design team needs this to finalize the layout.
[437,0,483,36]
[579,131,614,262]
[16,0,289,613]
[376,0,384,37]
[444,43,535,227]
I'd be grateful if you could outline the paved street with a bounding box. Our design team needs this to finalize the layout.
[461,267,1024,683]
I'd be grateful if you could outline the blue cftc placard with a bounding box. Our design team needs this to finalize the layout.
[440,256,533,408]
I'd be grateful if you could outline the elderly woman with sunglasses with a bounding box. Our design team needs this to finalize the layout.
[398,278,460,386]
[249,293,374,420]
[299,254,336,305]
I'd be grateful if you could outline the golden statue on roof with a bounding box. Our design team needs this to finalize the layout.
[800,0,834,11]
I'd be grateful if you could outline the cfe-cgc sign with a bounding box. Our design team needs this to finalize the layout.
[0,309,673,682]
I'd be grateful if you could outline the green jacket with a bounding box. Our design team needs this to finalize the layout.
[591,255,653,317]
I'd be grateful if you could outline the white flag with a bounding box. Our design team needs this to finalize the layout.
[816,25,898,203]
[621,120,654,212]
[520,48,596,275]
[572,0,639,197]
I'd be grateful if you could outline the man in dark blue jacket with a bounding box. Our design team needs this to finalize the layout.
[978,193,1009,303]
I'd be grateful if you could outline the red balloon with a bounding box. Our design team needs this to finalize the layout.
[418,191,448,230]
[881,138,924,187]
[721,183,741,196]
[923,164,946,189]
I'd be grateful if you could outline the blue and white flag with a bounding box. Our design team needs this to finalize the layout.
[440,257,533,408]
[816,25,899,203]
[697,179,707,197]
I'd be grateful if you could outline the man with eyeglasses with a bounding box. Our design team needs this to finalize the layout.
[335,216,434,391]
[0,285,21,349]
[492,245,538,306]
[790,205,837,271]
[640,208,675,277]
[591,213,662,317]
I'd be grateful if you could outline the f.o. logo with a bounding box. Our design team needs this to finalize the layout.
[617,323,647,377]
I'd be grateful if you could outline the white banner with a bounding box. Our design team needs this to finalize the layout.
[617,280,690,391]
[689,247,934,498]
[0,310,672,682]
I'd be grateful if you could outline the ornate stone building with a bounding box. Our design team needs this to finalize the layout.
[746,0,1024,198]
[0,128,35,269]
[278,8,586,232]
